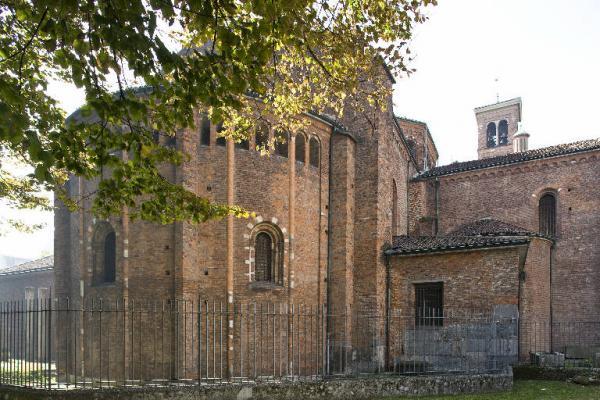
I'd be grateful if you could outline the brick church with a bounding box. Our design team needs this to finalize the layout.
[54,71,599,372]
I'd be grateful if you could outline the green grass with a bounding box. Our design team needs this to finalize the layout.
[384,380,600,399]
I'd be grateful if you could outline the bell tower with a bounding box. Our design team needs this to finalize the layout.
[474,97,522,159]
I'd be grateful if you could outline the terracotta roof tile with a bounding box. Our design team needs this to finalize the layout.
[0,256,53,276]
[449,218,533,237]
[386,235,529,256]
[416,138,600,179]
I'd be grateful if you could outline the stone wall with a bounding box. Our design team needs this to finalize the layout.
[0,372,513,400]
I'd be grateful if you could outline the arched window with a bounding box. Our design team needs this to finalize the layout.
[498,120,508,145]
[215,123,226,146]
[255,123,269,151]
[392,180,398,236]
[295,134,306,163]
[255,233,273,282]
[165,134,176,148]
[275,130,288,158]
[103,231,116,283]
[200,114,211,146]
[235,137,250,150]
[539,193,557,237]
[152,130,160,144]
[486,122,497,148]
[252,224,284,285]
[92,222,117,285]
[309,137,320,167]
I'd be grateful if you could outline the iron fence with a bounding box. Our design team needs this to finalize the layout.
[520,320,600,367]
[0,298,526,390]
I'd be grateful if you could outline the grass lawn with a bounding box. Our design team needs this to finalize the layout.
[384,380,600,399]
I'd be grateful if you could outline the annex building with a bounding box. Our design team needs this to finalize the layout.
[54,79,599,376]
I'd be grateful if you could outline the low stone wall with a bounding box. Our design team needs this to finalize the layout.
[513,365,600,381]
[0,372,512,400]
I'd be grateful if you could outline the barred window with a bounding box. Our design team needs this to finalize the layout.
[539,193,556,237]
[498,120,508,145]
[295,134,306,163]
[255,233,273,282]
[253,224,284,285]
[309,137,320,167]
[200,114,211,146]
[415,282,443,327]
[486,122,497,148]
[275,130,288,158]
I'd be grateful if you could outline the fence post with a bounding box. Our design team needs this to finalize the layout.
[47,297,52,390]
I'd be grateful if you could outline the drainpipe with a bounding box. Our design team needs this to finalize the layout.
[226,138,234,379]
[317,135,323,306]
[405,159,410,235]
[384,253,391,371]
[325,127,335,375]
[549,241,554,351]
[434,178,440,235]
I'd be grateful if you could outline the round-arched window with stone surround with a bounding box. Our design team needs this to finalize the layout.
[250,223,284,285]
[92,221,117,285]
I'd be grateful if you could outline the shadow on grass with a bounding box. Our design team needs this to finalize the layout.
[381,380,600,400]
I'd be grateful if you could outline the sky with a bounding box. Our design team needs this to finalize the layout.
[1,0,599,261]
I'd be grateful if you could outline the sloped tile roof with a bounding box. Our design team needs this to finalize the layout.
[0,256,53,276]
[385,218,543,256]
[449,218,533,237]
[415,138,600,179]
[385,235,529,256]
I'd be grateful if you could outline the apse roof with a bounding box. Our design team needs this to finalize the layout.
[385,218,548,256]
[385,235,529,256]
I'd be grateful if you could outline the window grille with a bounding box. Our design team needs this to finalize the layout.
[539,193,556,237]
[254,232,273,282]
[415,282,443,327]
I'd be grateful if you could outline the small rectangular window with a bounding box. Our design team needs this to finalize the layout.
[415,282,443,327]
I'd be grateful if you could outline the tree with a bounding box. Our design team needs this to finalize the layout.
[0,0,435,225]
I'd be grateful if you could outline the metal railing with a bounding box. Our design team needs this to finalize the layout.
[0,299,521,390]
[520,320,600,367]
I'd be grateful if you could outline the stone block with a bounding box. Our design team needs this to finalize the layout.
[530,352,565,368]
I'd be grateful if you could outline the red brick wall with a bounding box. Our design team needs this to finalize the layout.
[476,102,520,159]
[410,150,600,322]
[389,247,522,314]
[519,237,552,356]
